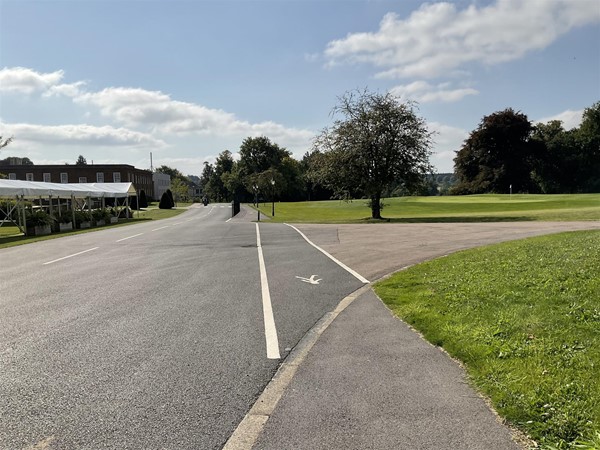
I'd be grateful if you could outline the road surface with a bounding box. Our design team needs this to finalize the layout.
[0,204,364,449]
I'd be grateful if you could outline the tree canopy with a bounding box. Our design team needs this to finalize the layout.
[75,155,88,165]
[453,102,600,194]
[453,109,540,194]
[310,89,433,219]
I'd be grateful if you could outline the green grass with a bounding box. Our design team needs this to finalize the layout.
[374,231,600,449]
[0,207,186,249]
[255,194,600,223]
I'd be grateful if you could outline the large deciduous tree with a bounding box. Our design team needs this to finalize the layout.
[312,89,433,219]
[453,109,540,194]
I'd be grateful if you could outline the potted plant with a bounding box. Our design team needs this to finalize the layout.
[107,207,119,224]
[92,208,106,226]
[25,209,53,236]
[58,211,73,232]
[74,210,91,229]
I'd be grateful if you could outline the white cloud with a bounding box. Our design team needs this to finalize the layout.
[390,81,478,103]
[74,87,314,145]
[0,67,65,94]
[324,0,600,79]
[428,121,469,172]
[536,109,583,130]
[0,122,166,148]
[0,67,315,159]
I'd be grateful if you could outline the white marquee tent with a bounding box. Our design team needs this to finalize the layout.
[0,180,137,235]
[0,180,137,198]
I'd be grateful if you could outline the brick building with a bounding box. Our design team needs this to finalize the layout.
[0,163,155,199]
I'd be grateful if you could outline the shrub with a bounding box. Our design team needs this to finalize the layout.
[159,191,173,209]
[139,190,148,208]
[166,189,175,207]
[25,209,53,227]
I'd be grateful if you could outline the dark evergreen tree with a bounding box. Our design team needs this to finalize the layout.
[159,191,173,209]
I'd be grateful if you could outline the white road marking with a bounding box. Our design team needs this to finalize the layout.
[151,226,169,231]
[225,218,232,223]
[256,223,281,359]
[295,274,322,285]
[116,233,144,242]
[43,247,99,265]
[285,223,370,284]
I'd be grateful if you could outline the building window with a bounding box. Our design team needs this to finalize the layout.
[79,177,87,183]
[43,173,51,182]
[26,173,34,181]
[113,172,121,183]
[9,173,16,180]
[60,173,68,183]
[96,172,104,183]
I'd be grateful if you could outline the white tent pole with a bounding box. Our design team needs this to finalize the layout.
[21,195,27,235]
[71,195,76,225]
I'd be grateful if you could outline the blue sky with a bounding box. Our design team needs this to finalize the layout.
[1,0,599,176]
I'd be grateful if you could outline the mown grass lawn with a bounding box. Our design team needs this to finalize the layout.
[255,194,600,223]
[374,230,600,449]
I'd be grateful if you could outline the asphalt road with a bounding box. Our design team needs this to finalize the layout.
[0,204,364,449]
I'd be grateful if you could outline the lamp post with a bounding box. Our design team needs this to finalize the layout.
[253,184,260,221]
[271,178,275,217]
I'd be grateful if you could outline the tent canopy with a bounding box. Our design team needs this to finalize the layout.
[0,180,137,199]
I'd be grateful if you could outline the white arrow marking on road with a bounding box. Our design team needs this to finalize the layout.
[295,275,322,285]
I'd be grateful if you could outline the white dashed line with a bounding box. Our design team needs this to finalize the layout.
[116,233,144,242]
[43,247,99,265]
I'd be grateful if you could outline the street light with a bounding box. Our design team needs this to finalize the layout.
[271,178,275,217]
[253,184,260,221]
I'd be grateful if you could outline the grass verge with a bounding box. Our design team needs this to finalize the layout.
[0,207,186,249]
[255,194,600,223]
[374,230,600,449]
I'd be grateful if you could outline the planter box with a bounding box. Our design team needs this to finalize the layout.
[110,217,118,224]
[95,219,106,227]
[27,224,52,236]
[59,222,73,232]
[79,221,91,229]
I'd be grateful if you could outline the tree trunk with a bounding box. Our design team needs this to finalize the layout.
[371,193,382,219]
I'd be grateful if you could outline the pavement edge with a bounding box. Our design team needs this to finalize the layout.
[222,284,372,450]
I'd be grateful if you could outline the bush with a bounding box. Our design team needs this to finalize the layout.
[166,189,175,207]
[58,210,73,224]
[139,190,148,208]
[25,209,53,227]
[159,191,173,209]
[73,210,91,226]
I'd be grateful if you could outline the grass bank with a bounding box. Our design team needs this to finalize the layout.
[374,230,600,449]
[255,194,600,223]
[0,207,186,249]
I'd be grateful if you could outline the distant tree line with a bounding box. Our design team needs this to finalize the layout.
[452,101,600,194]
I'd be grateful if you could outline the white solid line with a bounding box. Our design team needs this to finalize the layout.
[256,223,281,359]
[116,233,144,242]
[151,226,169,231]
[43,247,99,265]
[285,223,370,284]
[225,218,232,223]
